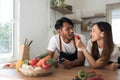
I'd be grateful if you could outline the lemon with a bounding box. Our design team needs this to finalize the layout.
[16,60,23,71]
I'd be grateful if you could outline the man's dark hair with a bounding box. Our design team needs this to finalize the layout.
[55,17,74,30]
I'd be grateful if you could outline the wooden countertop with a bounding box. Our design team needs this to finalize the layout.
[0,64,120,80]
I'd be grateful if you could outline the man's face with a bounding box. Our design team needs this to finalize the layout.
[59,22,74,40]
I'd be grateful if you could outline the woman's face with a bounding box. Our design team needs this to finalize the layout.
[90,24,104,42]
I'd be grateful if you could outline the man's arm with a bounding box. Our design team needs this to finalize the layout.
[47,50,55,58]
[71,51,85,67]
[62,51,85,69]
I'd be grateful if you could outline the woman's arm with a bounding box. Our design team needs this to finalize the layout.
[75,38,105,68]
[82,48,105,68]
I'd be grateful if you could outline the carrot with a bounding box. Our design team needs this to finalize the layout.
[36,54,51,67]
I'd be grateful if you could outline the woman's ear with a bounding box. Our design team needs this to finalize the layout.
[101,32,104,37]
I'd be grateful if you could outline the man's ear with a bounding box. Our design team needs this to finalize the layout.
[57,29,60,33]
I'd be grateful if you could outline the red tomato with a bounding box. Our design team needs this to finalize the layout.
[87,69,96,73]
[75,35,80,39]
[41,61,51,69]
[29,58,39,66]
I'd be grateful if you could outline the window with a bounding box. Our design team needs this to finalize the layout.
[0,0,19,63]
[112,10,120,46]
[107,3,120,47]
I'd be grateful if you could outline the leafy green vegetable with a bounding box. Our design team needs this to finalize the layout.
[47,58,55,66]
[23,59,29,64]
[78,70,87,80]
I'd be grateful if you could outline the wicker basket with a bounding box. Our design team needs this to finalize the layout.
[19,67,55,76]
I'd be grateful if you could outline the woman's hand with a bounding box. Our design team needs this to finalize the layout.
[110,63,120,70]
[74,37,85,50]
[104,62,120,70]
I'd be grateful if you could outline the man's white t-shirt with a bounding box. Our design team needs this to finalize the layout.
[85,39,120,66]
[47,33,86,55]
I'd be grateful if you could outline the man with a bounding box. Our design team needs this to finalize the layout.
[47,17,86,69]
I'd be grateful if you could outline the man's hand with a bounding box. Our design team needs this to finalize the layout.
[61,58,72,69]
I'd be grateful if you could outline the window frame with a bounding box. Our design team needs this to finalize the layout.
[0,0,19,63]
[106,3,120,47]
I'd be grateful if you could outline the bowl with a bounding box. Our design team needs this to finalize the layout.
[19,67,55,76]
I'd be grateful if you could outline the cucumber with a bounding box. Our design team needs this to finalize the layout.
[36,52,48,58]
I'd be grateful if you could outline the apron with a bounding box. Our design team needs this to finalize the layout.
[58,35,78,63]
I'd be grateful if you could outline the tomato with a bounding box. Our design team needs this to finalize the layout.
[87,69,96,74]
[28,58,39,66]
[41,61,51,69]
[75,35,80,39]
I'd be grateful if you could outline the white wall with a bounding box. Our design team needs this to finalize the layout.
[79,0,120,17]
[65,0,82,19]
[65,0,120,19]
[20,0,49,58]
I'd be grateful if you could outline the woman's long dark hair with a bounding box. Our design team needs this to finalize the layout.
[91,22,114,64]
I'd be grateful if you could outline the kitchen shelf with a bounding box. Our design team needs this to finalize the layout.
[71,19,82,24]
[82,15,106,20]
[81,15,106,32]
[51,6,73,15]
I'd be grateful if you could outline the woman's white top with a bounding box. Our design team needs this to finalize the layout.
[85,39,120,66]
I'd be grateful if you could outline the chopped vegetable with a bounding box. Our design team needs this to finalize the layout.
[72,69,104,80]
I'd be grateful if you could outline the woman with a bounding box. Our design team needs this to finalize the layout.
[75,21,120,70]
